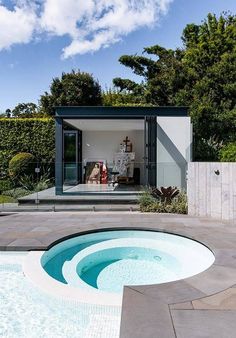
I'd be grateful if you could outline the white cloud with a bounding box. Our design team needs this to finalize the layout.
[0,1,37,50]
[0,0,173,57]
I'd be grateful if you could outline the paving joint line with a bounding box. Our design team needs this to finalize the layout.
[168,304,177,338]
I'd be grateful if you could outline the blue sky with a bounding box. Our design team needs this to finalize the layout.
[0,0,235,112]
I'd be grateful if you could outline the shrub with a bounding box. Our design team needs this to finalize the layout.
[194,136,223,161]
[34,177,53,192]
[139,190,156,207]
[19,171,52,191]
[0,179,14,194]
[139,190,187,214]
[0,150,15,176]
[4,188,30,199]
[219,143,236,162]
[0,195,16,203]
[9,152,36,178]
[151,186,179,203]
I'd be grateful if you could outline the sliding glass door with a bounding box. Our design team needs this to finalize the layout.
[63,131,80,185]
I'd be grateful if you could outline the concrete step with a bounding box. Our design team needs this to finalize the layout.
[0,203,139,212]
[18,195,140,205]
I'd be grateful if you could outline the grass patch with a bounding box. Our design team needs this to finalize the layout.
[0,195,17,203]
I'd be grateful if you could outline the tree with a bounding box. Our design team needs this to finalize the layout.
[0,109,11,118]
[39,70,102,116]
[181,13,236,159]
[6,109,11,118]
[114,13,236,160]
[102,86,147,106]
[113,46,186,106]
[12,103,39,117]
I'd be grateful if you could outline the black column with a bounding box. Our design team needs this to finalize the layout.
[148,116,157,187]
[55,117,63,195]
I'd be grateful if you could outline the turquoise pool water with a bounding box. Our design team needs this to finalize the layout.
[78,247,177,293]
[0,253,121,337]
[42,230,215,294]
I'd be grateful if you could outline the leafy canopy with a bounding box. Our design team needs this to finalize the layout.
[39,70,102,116]
[12,102,39,117]
[113,13,236,160]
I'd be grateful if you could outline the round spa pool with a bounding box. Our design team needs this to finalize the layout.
[39,230,214,298]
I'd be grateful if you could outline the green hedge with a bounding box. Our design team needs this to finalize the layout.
[0,179,14,194]
[219,143,236,162]
[0,118,55,172]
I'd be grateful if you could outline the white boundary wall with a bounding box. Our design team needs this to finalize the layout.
[187,162,236,221]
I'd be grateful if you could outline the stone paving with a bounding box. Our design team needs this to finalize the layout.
[0,212,236,337]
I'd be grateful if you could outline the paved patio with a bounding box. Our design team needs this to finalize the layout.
[1,212,236,337]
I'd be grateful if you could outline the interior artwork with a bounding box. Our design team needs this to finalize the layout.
[85,161,108,184]
[114,152,135,177]
[114,136,135,182]
[119,136,133,153]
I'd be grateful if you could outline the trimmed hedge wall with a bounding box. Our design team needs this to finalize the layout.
[0,118,55,171]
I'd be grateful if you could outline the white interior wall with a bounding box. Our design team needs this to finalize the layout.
[156,116,192,189]
[82,130,145,184]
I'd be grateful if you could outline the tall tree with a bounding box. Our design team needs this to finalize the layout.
[39,70,102,116]
[181,13,236,158]
[12,103,39,117]
[114,13,236,160]
[102,85,146,106]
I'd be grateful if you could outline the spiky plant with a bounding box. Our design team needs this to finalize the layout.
[151,186,179,204]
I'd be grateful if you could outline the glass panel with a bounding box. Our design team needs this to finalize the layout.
[61,119,148,193]
[64,133,76,163]
[64,132,77,184]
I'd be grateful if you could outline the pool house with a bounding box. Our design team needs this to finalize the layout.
[55,106,192,195]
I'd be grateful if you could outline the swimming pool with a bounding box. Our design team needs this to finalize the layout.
[24,230,215,306]
[0,252,121,338]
